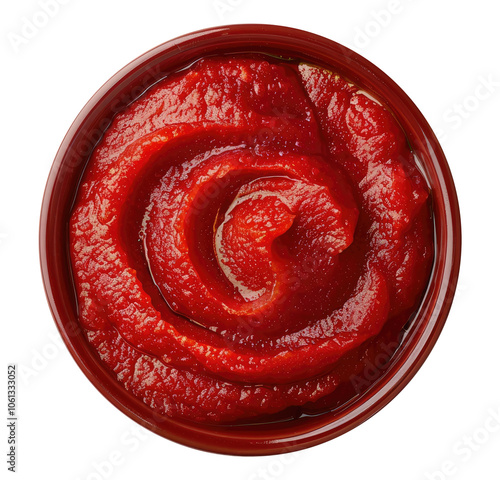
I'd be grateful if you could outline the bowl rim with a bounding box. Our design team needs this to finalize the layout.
[39,23,461,456]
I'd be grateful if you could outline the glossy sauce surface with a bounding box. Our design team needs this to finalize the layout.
[70,56,434,423]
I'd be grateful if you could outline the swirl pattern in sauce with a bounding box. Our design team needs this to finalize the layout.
[70,57,433,422]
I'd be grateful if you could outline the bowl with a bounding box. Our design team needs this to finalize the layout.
[39,24,461,455]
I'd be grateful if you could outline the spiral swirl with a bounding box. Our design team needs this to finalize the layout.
[70,57,433,422]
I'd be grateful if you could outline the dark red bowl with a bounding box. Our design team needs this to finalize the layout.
[40,24,461,455]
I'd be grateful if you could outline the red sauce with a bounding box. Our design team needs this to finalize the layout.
[70,56,434,423]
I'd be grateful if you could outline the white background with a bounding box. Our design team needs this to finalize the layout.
[1,0,499,479]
